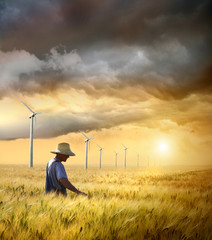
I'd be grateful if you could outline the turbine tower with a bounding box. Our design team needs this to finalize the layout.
[80,131,94,169]
[21,101,42,168]
[114,151,118,168]
[97,144,104,169]
[122,144,128,168]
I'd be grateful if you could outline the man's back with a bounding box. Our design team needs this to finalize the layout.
[45,157,67,196]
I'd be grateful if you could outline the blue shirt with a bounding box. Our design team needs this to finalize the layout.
[45,157,68,196]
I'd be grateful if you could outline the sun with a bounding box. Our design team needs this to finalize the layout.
[158,142,168,152]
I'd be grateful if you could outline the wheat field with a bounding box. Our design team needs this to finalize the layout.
[0,165,211,240]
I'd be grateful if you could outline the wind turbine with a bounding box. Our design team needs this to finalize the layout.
[122,144,128,168]
[114,151,118,168]
[21,101,42,168]
[97,144,104,169]
[80,131,94,169]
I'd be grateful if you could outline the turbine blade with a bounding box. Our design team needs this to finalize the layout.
[122,144,126,148]
[79,130,89,139]
[97,144,101,149]
[21,101,34,113]
[35,112,42,115]
[89,138,94,140]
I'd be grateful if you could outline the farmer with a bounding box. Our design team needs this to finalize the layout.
[45,142,87,197]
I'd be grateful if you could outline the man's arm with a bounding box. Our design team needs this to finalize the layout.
[59,178,87,196]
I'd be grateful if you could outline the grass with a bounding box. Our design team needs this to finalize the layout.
[0,165,211,239]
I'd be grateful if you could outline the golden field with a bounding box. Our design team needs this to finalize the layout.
[0,165,211,240]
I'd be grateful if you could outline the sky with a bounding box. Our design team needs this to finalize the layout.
[0,0,212,166]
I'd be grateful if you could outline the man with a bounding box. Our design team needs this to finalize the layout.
[45,142,87,196]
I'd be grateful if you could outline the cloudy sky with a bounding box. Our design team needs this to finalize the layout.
[0,0,211,166]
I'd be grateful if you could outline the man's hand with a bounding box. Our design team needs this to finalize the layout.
[78,191,88,196]
[59,178,88,196]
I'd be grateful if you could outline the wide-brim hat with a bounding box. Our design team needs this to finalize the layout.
[51,142,75,156]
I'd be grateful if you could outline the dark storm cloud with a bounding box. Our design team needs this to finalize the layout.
[0,0,212,139]
[0,0,211,54]
[0,41,211,101]
[1,0,211,89]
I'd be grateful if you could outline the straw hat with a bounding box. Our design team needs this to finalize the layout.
[51,142,75,156]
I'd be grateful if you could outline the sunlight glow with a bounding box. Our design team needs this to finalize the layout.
[159,142,168,152]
